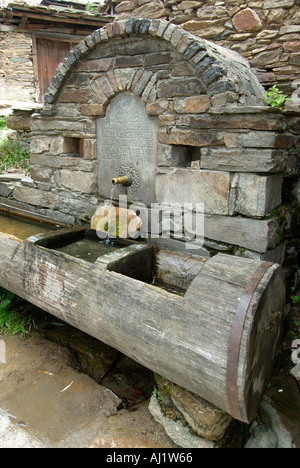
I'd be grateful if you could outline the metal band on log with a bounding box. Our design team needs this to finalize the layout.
[226,261,273,422]
[0,229,286,423]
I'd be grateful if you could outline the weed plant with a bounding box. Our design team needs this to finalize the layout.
[264,85,291,109]
[0,137,30,173]
[0,287,35,338]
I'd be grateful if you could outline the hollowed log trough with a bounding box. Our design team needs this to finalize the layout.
[0,209,286,424]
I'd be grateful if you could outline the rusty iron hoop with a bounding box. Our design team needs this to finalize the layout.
[226,261,273,422]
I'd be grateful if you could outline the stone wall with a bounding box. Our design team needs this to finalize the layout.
[113,0,300,99]
[1,0,299,116]
[0,19,298,267]
[0,31,36,112]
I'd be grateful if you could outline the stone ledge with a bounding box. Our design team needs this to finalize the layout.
[202,215,280,253]
[201,147,289,173]
[13,186,59,210]
[0,173,26,182]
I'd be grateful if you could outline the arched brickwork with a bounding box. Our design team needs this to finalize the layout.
[26,17,297,261]
[44,17,265,110]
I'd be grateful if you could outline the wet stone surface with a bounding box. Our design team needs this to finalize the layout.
[0,304,175,448]
[33,308,156,410]
[0,295,299,448]
[37,319,121,383]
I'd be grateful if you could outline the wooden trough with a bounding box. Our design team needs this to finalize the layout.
[0,207,286,424]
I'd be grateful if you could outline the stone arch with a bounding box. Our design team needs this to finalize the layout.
[44,17,266,110]
[89,67,159,113]
[27,16,294,258]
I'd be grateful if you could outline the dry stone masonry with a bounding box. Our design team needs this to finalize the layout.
[0,16,298,444]
[0,17,299,265]
[0,31,35,110]
[0,0,299,115]
[113,0,300,99]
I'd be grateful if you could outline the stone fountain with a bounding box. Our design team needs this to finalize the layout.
[0,19,297,432]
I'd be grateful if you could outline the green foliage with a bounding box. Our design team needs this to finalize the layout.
[0,288,35,338]
[152,388,162,401]
[291,296,299,305]
[0,116,7,131]
[290,286,299,305]
[264,85,291,109]
[85,1,98,13]
[275,227,283,246]
[0,137,30,173]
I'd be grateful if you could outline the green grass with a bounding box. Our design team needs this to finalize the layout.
[0,116,30,173]
[0,116,7,131]
[85,1,98,13]
[0,137,31,174]
[0,287,35,339]
[152,388,162,401]
[290,286,299,305]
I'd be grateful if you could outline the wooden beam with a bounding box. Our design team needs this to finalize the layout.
[19,23,65,31]
[35,31,84,44]
[0,230,286,424]
[19,23,97,36]
[0,24,18,32]
[9,10,111,27]
[31,31,42,104]
[20,14,28,28]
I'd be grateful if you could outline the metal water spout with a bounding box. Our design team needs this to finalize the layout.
[111,174,132,187]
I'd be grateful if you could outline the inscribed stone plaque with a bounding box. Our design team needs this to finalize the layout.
[97,93,158,205]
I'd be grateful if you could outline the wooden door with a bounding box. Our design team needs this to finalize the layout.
[35,38,72,101]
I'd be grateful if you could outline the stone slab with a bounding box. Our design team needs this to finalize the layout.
[0,173,26,182]
[155,169,230,214]
[97,93,158,205]
[13,186,59,210]
[234,173,282,217]
[233,8,262,33]
[30,136,51,154]
[154,375,232,441]
[58,170,97,195]
[148,396,215,448]
[202,215,280,253]
[201,148,288,173]
[263,0,294,8]
[0,183,14,198]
